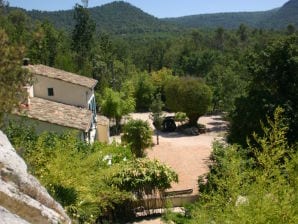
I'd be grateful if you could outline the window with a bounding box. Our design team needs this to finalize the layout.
[48,88,54,96]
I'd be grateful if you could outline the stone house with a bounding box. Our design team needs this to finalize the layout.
[11,64,109,143]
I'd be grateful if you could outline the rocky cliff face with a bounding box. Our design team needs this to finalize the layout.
[0,130,71,224]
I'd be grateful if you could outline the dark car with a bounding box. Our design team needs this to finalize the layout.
[161,116,177,132]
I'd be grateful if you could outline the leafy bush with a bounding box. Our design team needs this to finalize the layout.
[6,121,178,222]
[109,158,178,217]
[5,122,132,222]
[174,112,188,125]
[121,119,153,158]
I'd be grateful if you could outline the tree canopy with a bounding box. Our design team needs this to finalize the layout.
[0,29,30,121]
[165,77,212,126]
[229,35,298,146]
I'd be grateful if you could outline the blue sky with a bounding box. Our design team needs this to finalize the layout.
[8,0,289,18]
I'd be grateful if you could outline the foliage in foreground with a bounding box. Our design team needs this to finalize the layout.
[167,108,298,223]
[5,122,177,223]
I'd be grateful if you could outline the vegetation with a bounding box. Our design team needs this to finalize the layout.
[166,108,298,223]
[5,121,176,223]
[165,77,212,126]
[25,1,179,35]
[72,4,95,70]
[0,28,30,121]
[229,35,298,146]
[121,119,153,158]
[1,0,298,223]
[100,87,135,134]
[20,1,298,34]
[164,0,298,29]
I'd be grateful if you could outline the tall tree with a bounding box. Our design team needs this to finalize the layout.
[71,4,95,70]
[214,27,225,50]
[28,22,59,66]
[0,29,30,121]
[237,23,248,42]
[229,35,298,146]
[134,73,156,111]
[100,87,135,133]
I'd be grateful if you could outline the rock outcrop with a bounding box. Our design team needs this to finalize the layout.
[0,130,71,224]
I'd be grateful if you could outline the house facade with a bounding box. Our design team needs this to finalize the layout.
[11,64,106,143]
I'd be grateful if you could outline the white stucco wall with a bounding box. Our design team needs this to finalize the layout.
[33,75,94,108]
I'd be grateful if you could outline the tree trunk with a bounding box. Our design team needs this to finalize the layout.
[187,113,200,127]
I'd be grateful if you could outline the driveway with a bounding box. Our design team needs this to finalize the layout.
[131,113,227,195]
[127,113,227,224]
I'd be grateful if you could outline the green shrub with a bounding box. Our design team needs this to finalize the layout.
[121,119,153,157]
[169,108,298,223]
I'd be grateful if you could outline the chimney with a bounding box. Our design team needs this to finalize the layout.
[23,58,30,66]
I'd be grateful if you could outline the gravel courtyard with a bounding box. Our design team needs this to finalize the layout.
[128,113,227,224]
[131,113,228,195]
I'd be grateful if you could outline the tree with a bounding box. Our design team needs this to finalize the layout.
[206,64,246,112]
[133,73,156,111]
[214,27,225,50]
[100,88,135,134]
[121,119,152,158]
[0,29,30,121]
[237,23,248,42]
[165,77,212,126]
[7,9,30,44]
[229,35,298,146]
[71,4,95,70]
[151,68,176,102]
[286,24,296,35]
[28,22,60,66]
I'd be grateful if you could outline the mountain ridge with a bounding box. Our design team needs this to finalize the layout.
[26,1,179,34]
[164,0,298,29]
[13,0,298,34]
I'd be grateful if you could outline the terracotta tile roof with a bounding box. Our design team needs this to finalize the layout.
[13,97,93,131]
[24,64,97,89]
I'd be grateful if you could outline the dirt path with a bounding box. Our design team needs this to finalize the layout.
[128,113,227,224]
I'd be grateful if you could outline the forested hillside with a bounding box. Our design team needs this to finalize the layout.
[165,0,298,29]
[163,10,276,29]
[262,0,298,28]
[25,1,180,34]
[17,0,298,34]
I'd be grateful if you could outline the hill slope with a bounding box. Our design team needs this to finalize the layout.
[262,0,298,28]
[15,0,298,33]
[164,0,298,29]
[27,1,178,34]
[163,10,275,29]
